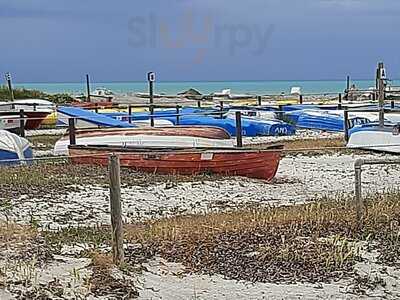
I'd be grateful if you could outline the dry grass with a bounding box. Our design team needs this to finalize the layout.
[0,222,37,244]
[27,135,63,150]
[123,192,400,283]
[283,137,345,151]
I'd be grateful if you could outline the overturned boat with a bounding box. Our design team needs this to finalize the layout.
[285,109,371,132]
[54,126,233,155]
[0,130,33,164]
[347,123,400,153]
[69,144,283,181]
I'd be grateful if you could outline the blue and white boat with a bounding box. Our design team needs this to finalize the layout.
[0,130,33,164]
[285,110,371,132]
[347,123,400,153]
[159,115,295,137]
[57,106,135,128]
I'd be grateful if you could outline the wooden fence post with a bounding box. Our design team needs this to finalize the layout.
[128,105,132,124]
[68,118,76,145]
[299,94,303,104]
[149,104,155,127]
[109,154,124,265]
[176,105,180,125]
[235,111,243,148]
[257,96,262,106]
[338,93,342,110]
[344,108,349,142]
[19,109,25,137]
[219,101,224,119]
[86,74,91,102]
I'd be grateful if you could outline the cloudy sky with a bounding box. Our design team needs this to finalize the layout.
[0,0,399,82]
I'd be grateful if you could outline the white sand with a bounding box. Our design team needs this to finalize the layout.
[4,152,400,228]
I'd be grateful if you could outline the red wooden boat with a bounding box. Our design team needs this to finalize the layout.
[69,144,283,181]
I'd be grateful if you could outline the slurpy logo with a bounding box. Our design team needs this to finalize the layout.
[128,10,274,64]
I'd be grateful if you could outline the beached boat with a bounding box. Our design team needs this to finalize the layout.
[0,100,52,129]
[284,109,371,132]
[0,130,32,164]
[161,114,295,137]
[0,112,23,132]
[69,144,283,181]
[57,106,135,128]
[54,126,233,155]
[347,123,400,153]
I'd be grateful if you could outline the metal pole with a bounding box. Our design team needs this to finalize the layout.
[176,105,180,125]
[299,95,303,105]
[344,108,349,142]
[235,111,243,148]
[197,100,201,108]
[19,109,25,137]
[5,72,14,101]
[68,118,76,145]
[86,74,91,102]
[338,93,342,110]
[109,154,124,265]
[257,96,262,106]
[219,101,224,119]
[391,100,395,109]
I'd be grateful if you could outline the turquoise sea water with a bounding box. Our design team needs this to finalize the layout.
[12,80,400,96]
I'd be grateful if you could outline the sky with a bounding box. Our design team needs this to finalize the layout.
[0,0,399,82]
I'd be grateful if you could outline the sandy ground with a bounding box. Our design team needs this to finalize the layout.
[3,130,400,299]
[3,151,400,229]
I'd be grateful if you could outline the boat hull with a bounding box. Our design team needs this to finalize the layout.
[54,126,232,155]
[69,145,282,181]
[24,111,51,129]
[347,126,400,153]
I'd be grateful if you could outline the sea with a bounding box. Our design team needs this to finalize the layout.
[12,80,400,96]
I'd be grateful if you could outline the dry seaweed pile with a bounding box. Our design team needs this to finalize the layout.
[125,193,400,284]
[89,252,138,299]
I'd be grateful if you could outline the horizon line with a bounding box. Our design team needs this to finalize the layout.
[11,78,395,85]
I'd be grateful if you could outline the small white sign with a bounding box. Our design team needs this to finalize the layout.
[5,72,11,81]
[201,152,214,160]
[147,72,155,82]
[381,68,387,79]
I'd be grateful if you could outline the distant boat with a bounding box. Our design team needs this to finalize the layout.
[69,144,283,181]
[0,130,32,164]
[54,126,233,155]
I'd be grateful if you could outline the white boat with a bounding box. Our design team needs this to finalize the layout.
[54,133,234,155]
[347,124,400,153]
[11,99,55,113]
[290,87,302,95]
[0,113,22,132]
[91,88,115,99]
[226,110,277,121]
